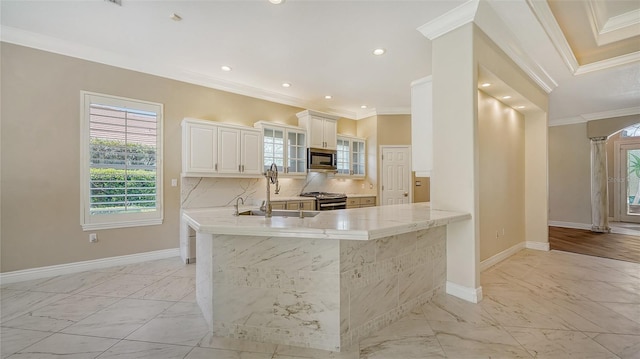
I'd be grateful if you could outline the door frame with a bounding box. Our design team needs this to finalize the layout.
[379,145,413,205]
[613,138,640,222]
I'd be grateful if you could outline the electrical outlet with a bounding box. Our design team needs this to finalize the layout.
[89,233,98,243]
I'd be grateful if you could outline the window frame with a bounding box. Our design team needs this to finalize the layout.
[80,91,164,231]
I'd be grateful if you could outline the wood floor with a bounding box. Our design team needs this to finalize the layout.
[549,226,640,263]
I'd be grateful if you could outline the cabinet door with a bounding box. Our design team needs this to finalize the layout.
[308,117,325,148]
[352,140,366,176]
[346,198,360,209]
[361,197,376,207]
[270,202,287,210]
[323,119,337,150]
[241,130,263,175]
[184,122,217,173]
[336,138,350,175]
[287,130,306,174]
[218,127,241,174]
[263,127,285,173]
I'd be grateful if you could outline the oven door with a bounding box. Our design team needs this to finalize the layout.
[317,199,347,211]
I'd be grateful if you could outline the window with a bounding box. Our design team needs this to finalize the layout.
[80,92,163,230]
[621,123,640,137]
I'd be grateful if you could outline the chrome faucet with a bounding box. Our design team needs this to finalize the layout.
[264,163,280,218]
[233,197,245,216]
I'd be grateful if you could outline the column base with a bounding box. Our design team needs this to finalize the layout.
[591,225,611,233]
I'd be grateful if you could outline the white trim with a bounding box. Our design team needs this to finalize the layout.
[0,248,180,285]
[1,25,359,120]
[526,241,550,251]
[526,0,579,74]
[414,170,432,178]
[548,220,592,230]
[417,0,479,40]
[446,281,483,303]
[480,242,525,271]
[81,218,163,231]
[601,9,640,35]
[375,107,411,116]
[549,116,587,127]
[575,52,640,76]
[549,106,640,127]
[410,75,432,87]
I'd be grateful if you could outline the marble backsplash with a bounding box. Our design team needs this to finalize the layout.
[181,173,375,209]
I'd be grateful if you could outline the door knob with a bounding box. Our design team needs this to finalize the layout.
[403,192,408,197]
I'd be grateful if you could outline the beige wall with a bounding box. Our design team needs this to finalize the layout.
[1,43,316,272]
[478,91,525,261]
[337,118,357,137]
[412,174,430,203]
[548,123,592,224]
[587,115,640,139]
[377,114,411,145]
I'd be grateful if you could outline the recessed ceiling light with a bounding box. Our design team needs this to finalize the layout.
[221,65,232,72]
[282,83,291,88]
[269,0,284,4]
[481,83,491,87]
[325,95,332,99]
[373,48,386,56]
[361,105,367,109]
[502,95,512,99]
[170,13,182,21]
[516,106,525,109]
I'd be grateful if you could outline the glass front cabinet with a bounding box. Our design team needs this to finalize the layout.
[255,121,307,176]
[337,135,366,177]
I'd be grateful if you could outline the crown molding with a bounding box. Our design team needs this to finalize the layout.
[602,8,640,35]
[575,51,640,75]
[417,0,479,40]
[526,0,579,74]
[0,25,361,120]
[356,108,379,120]
[587,0,640,46]
[549,106,640,126]
[376,107,411,116]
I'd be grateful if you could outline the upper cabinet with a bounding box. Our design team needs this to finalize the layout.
[296,110,339,150]
[411,76,433,177]
[337,135,366,177]
[182,118,263,178]
[254,121,307,176]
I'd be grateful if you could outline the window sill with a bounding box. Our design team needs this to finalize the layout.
[81,218,163,231]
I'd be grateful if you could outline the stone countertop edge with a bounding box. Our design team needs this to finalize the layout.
[183,203,470,241]
[344,193,377,198]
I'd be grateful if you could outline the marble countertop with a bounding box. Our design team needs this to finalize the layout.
[345,193,377,198]
[182,202,470,241]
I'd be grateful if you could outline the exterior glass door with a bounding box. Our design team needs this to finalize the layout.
[620,142,640,223]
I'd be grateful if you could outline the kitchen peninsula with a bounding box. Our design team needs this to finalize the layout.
[182,202,469,351]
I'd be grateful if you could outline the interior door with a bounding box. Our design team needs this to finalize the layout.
[381,146,411,205]
[619,142,640,223]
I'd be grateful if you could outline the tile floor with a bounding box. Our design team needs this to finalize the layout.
[1,249,639,358]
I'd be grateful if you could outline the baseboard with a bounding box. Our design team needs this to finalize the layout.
[0,248,180,285]
[526,241,550,251]
[548,221,591,230]
[480,242,525,272]
[446,281,483,303]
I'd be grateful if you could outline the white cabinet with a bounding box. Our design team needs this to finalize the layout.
[411,76,433,177]
[297,110,339,150]
[255,121,307,176]
[336,135,366,177]
[182,118,262,177]
[183,121,218,174]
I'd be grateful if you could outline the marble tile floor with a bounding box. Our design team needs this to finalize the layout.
[1,249,639,358]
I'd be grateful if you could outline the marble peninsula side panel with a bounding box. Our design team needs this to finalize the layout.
[195,225,447,351]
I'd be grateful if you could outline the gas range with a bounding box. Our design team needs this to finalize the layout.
[300,192,347,210]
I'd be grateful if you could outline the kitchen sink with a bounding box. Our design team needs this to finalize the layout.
[238,209,320,218]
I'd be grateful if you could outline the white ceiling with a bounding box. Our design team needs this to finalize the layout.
[1,0,638,124]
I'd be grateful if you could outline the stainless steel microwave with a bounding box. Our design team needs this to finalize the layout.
[307,148,337,172]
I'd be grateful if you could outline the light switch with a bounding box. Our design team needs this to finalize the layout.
[171,179,178,187]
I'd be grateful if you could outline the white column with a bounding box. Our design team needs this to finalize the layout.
[590,136,610,233]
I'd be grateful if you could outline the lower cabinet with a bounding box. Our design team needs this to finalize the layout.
[270,199,315,210]
[346,196,376,209]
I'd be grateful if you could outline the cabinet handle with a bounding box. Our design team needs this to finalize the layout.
[215,163,218,171]
[242,165,245,172]
[238,165,241,172]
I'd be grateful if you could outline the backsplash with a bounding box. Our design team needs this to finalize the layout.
[181,172,375,209]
